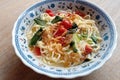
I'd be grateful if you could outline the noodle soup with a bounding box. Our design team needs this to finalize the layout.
[27,9,102,67]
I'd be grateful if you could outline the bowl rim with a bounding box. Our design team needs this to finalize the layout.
[12,0,117,79]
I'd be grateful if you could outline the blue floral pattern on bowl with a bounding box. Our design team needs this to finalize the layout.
[12,0,117,78]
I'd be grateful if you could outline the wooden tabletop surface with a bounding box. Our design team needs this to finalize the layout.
[0,0,120,80]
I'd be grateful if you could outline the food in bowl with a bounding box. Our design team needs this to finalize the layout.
[27,9,102,67]
[12,0,117,78]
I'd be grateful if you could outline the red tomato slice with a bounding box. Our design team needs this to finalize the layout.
[75,10,85,17]
[60,20,72,29]
[45,9,54,17]
[33,46,41,56]
[85,45,93,55]
[67,13,71,16]
[58,37,66,46]
[48,12,54,17]
[45,9,52,13]
[54,26,67,37]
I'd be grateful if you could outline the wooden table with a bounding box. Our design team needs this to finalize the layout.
[0,0,120,80]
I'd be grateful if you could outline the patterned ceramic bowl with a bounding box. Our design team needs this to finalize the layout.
[12,0,117,79]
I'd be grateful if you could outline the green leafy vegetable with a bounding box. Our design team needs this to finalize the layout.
[65,49,71,52]
[34,18,47,26]
[69,33,81,53]
[83,58,91,63]
[51,16,63,23]
[70,41,78,53]
[92,45,97,48]
[91,36,97,44]
[72,23,78,29]
[87,39,93,44]
[67,29,77,34]
[67,23,78,34]
[73,33,80,43]
[29,28,43,46]
[70,41,75,47]
[73,47,78,53]
[81,34,87,38]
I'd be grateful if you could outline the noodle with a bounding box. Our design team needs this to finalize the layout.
[27,9,102,67]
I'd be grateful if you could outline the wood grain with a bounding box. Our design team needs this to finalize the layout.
[0,0,120,80]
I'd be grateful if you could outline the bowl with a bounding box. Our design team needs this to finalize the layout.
[12,0,117,79]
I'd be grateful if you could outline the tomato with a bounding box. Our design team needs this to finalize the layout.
[75,10,85,17]
[33,46,41,56]
[67,13,71,16]
[48,12,54,17]
[54,26,67,37]
[58,37,66,46]
[45,9,52,13]
[45,9,54,17]
[85,45,93,55]
[60,20,72,29]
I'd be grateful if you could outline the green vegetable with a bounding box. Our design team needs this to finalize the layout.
[73,47,78,53]
[91,36,97,44]
[70,41,78,53]
[65,49,71,52]
[83,58,91,63]
[51,16,63,23]
[70,41,75,47]
[81,34,87,38]
[34,18,47,26]
[67,23,78,34]
[78,35,83,40]
[67,29,77,34]
[29,28,43,46]
[92,45,97,48]
[73,33,80,43]
[87,39,93,44]
[69,33,81,53]
[72,23,78,29]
